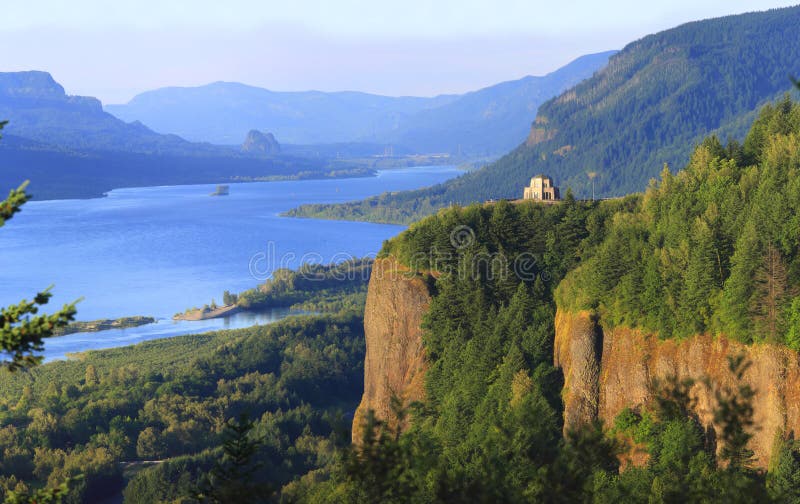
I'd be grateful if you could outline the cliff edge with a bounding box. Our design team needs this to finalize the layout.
[554,308,800,468]
[352,257,433,442]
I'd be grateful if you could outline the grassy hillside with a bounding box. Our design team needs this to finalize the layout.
[287,5,800,224]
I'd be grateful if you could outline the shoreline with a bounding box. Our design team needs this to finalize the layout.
[26,161,462,203]
[53,316,156,336]
[44,307,298,363]
[27,169,380,202]
[173,304,241,321]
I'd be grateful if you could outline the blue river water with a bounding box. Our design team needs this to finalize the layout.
[0,166,461,360]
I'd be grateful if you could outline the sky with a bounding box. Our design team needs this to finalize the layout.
[3,0,798,104]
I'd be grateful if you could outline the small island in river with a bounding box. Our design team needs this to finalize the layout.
[173,303,240,321]
[53,316,156,336]
[210,184,229,196]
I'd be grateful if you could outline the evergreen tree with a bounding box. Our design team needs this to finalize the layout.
[786,297,800,351]
[682,218,718,333]
[195,414,272,503]
[767,438,800,502]
[84,364,99,387]
[222,290,237,306]
[750,243,790,342]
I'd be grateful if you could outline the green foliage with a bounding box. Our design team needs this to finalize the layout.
[767,437,800,502]
[313,197,624,501]
[194,414,273,503]
[7,89,800,503]
[0,284,78,371]
[303,145,800,501]
[606,362,772,503]
[558,97,800,344]
[331,360,777,503]
[284,189,457,225]
[222,290,237,306]
[786,297,800,351]
[235,258,371,314]
[332,404,619,503]
[0,311,365,502]
[3,476,79,504]
[338,405,449,503]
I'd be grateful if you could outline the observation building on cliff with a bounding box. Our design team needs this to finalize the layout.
[523,174,560,201]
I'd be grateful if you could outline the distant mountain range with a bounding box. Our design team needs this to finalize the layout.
[500,5,800,198]
[0,50,615,199]
[108,83,457,146]
[105,51,616,155]
[0,71,220,156]
[0,72,345,199]
[386,51,618,155]
[287,5,800,223]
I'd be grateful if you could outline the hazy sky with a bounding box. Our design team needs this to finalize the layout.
[3,0,797,104]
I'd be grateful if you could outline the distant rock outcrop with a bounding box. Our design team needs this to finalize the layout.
[0,70,204,155]
[0,71,104,114]
[0,71,66,100]
[241,130,281,155]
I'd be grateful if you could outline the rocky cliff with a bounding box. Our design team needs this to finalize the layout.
[0,71,66,100]
[241,130,281,155]
[0,70,207,155]
[554,309,800,468]
[354,257,800,467]
[352,258,433,442]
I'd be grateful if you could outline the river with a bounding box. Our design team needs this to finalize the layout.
[0,166,460,360]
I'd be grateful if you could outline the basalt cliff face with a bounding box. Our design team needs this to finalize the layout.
[554,308,800,468]
[352,258,433,442]
[354,259,800,467]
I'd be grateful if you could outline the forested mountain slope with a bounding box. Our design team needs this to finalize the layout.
[386,51,616,155]
[288,5,800,224]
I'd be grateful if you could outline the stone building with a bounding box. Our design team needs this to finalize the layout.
[523,174,560,201]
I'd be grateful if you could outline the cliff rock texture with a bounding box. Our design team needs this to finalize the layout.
[525,116,557,147]
[242,130,281,155]
[352,258,433,442]
[554,308,800,468]
[554,310,602,430]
